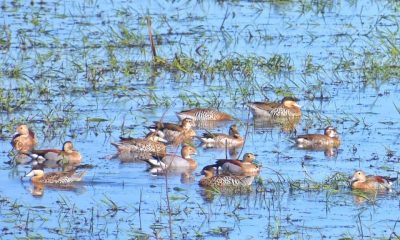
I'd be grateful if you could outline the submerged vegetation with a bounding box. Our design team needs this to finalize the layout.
[0,0,400,239]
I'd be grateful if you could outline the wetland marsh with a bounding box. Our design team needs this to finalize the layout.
[1,0,400,239]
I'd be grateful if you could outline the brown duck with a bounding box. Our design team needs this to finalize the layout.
[214,153,259,176]
[296,126,340,148]
[199,165,254,188]
[25,169,86,184]
[111,132,167,158]
[151,118,196,143]
[350,170,397,191]
[199,124,244,148]
[31,141,82,167]
[11,124,37,153]
[247,97,301,118]
[176,108,233,121]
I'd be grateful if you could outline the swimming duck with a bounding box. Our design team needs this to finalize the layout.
[350,170,397,191]
[176,108,233,121]
[199,125,244,148]
[199,165,254,188]
[30,141,82,167]
[145,145,197,170]
[296,126,340,148]
[25,169,86,184]
[214,153,259,176]
[151,118,196,143]
[11,124,37,153]
[247,97,301,118]
[111,132,167,158]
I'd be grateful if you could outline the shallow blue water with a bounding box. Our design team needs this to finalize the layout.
[0,0,400,239]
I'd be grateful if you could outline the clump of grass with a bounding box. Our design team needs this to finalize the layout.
[0,24,11,50]
[289,172,349,192]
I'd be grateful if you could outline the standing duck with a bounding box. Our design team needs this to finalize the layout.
[111,132,167,158]
[11,124,37,153]
[247,97,301,118]
[214,153,259,176]
[296,126,340,148]
[199,165,254,188]
[199,125,244,148]
[30,141,82,167]
[25,169,86,184]
[350,170,397,191]
[144,145,197,170]
[176,108,233,121]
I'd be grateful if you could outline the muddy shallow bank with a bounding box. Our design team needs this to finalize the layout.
[1,0,400,239]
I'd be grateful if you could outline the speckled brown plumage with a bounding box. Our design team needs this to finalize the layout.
[111,132,167,157]
[176,108,233,121]
[199,165,254,188]
[248,97,301,118]
[26,169,86,184]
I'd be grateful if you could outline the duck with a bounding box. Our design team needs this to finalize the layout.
[151,118,196,143]
[176,108,233,121]
[296,126,340,148]
[199,165,254,188]
[350,170,397,191]
[199,124,244,148]
[111,132,167,158]
[30,141,82,167]
[247,97,301,118]
[25,169,86,184]
[144,145,198,170]
[11,124,37,153]
[214,153,259,176]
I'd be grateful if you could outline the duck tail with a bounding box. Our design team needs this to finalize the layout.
[144,158,165,168]
[28,153,47,164]
[386,177,398,184]
[72,171,87,181]
[240,176,255,186]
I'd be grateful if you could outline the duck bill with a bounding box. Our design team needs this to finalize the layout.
[294,103,301,108]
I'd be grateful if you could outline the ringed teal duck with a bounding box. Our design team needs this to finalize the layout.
[199,165,254,188]
[144,145,197,170]
[30,141,82,167]
[199,125,243,148]
[11,124,37,153]
[25,169,86,184]
[296,126,340,148]
[247,97,301,118]
[111,132,167,158]
[350,170,397,191]
[151,118,196,143]
[214,153,259,176]
[176,108,233,121]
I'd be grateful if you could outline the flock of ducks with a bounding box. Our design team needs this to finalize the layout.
[10,97,397,194]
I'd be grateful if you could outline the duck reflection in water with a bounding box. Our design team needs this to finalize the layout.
[28,181,86,197]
